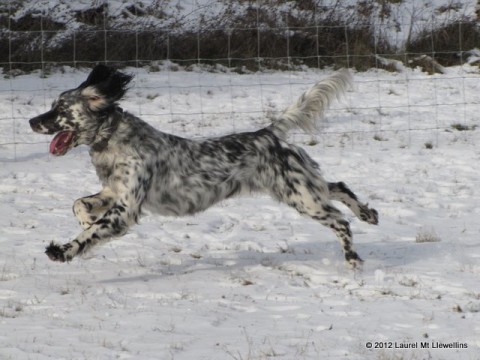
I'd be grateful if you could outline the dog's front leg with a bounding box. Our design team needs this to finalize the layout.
[73,187,116,229]
[46,168,147,262]
[46,198,137,262]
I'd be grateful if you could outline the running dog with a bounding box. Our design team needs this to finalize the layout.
[29,65,378,267]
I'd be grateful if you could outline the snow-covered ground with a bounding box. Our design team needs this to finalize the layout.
[1,66,480,359]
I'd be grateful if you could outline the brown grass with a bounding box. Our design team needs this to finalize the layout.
[1,1,477,73]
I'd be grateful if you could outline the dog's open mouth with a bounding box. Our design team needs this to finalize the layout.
[49,131,75,156]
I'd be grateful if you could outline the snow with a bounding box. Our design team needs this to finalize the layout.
[1,65,480,359]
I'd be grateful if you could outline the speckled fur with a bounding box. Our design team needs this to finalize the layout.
[29,65,378,267]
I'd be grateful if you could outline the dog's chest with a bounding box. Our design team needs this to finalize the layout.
[90,151,116,184]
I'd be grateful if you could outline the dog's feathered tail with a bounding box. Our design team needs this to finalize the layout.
[268,69,352,139]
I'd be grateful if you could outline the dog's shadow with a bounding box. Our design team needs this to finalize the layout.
[98,238,443,284]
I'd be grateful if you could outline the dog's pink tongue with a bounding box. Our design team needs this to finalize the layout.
[49,131,74,156]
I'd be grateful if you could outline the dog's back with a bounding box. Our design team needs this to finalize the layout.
[127,70,353,217]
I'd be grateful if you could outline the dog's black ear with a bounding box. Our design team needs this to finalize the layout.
[80,64,133,110]
[95,69,132,102]
[80,64,116,88]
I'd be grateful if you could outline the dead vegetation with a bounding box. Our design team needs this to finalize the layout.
[0,0,478,73]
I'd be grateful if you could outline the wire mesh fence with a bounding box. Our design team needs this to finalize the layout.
[1,0,479,160]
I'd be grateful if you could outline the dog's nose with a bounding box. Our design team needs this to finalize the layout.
[29,116,40,130]
[29,115,48,133]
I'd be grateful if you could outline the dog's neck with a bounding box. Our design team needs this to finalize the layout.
[90,107,123,153]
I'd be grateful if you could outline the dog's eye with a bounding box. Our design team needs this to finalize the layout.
[89,95,100,101]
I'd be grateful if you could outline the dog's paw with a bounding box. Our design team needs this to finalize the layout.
[359,205,379,225]
[78,220,93,230]
[45,242,72,262]
[345,250,364,270]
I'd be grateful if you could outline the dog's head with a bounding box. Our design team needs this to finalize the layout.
[29,65,132,156]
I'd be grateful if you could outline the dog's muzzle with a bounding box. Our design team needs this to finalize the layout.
[29,111,61,135]
[29,111,76,156]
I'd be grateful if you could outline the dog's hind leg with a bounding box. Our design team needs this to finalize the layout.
[328,182,378,225]
[73,187,115,230]
[273,179,363,268]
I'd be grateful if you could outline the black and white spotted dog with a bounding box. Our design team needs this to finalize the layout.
[29,65,378,267]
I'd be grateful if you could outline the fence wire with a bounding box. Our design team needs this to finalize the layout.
[1,1,479,161]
